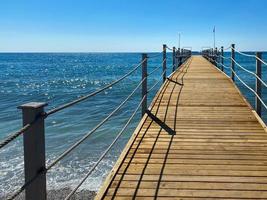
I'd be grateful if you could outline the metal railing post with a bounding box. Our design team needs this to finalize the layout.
[221,46,224,71]
[172,47,176,72]
[18,102,47,200]
[231,44,235,81]
[210,49,212,62]
[178,48,181,67]
[141,54,147,116]
[175,50,178,68]
[213,48,215,65]
[215,47,218,67]
[181,49,184,63]
[256,52,262,117]
[163,44,167,83]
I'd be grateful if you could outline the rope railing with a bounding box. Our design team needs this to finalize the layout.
[219,54,231,60]
[0,111,48,149]
[46,77,146,171]
[46,60,146,116]
[3,43,192,200]
[231,46,267,66]
[234,75,267,110]
[148,58,166,76]
[7,172,38,200]
[166,45,173,51]
[64,94,147,200]
[0,123,31,149]
[217,61,231,69]
[148,69,167,92]
[230,64,267,110]
[148,57,191,93]
[233,48,255,58]
[7,77,147,200]
[231,58,267,88]
[203,46,267,118]
[212,58,267,110]
[257,56,267,66]
[147,51,163,59]
[224,45,232,50]
[0,59,146,151]
[66,54,193,198]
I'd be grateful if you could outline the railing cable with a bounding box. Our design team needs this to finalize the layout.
[148,69,167,92]
[46,59,146,116]
[166,45,173,51]
[64,94,147,200]
[46,77,146,171]
[1,59,147,150]
[231,46,257,58]
[0,124,31,149]
[231,46,267,66]
[216,54,231,60]
[231,58,267,87]
[231,67,267,110]
[224,45,232,50]
[147,51,163,59]
[0,114,46,149]
[4,44,192,199]
[217,61,231,69]
[211,58,267,110]
[7,77,146,200]
[257,56,267,66]
[148,58,166,76]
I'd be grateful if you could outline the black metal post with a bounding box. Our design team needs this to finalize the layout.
[18,102,47,200]
[172,47,176,72]
[256,52,262,117]
[221,46,224,71]
[231,44,235,81]
[163,44,167,83]
[141,53,147,116]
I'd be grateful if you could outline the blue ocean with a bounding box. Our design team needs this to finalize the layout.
[0,52,266,197]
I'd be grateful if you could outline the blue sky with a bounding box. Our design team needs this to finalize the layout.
[0,0,266,52]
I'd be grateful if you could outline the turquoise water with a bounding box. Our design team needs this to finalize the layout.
[0,52,267,196]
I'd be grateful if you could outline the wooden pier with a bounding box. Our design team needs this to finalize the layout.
[2,45,267,200]
[96,56,267,199]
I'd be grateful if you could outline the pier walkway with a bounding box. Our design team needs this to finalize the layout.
[96,56,267,199]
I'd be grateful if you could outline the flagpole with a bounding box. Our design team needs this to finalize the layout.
[213,26,216,49]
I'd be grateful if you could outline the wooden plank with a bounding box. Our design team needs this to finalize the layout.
[95,56,267,199]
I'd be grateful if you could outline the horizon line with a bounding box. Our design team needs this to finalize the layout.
[0,50,265,53]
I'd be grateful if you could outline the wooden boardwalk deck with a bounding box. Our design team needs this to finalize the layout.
[96,56,267,199]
